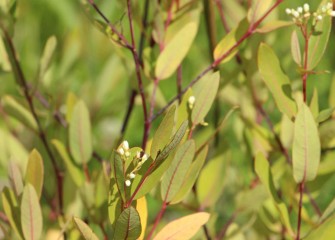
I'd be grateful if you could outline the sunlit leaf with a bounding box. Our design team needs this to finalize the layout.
[305,215,335,240]
[113,206,141,240]
[310,88,319,120]
[291,30,301,66]
[258,43,297,119]
[153,212,210,240]
[247,0,272,24]
[293,103,321,183]
[21,184,42,240]
[73,217,99,240]
[69,100,92,165]
[256,21,293,33]
[25,149,44,199]
[38,36,57,82]
[317,108,335,123]
[320,197,335,223]
[8,161,23,197]
[136,197,147,240]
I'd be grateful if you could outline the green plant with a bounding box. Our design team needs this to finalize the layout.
[1,0,335,239]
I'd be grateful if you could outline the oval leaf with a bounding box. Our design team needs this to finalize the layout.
[73,217,99,240]
[153,212,210,240]
[25,149,44,199]
[69,100,92,164]
[258,43,297,119]
[161,140,195,202]
[21,184,43,240]
[291,30,301,66]
[155,21,198,80]
[113,206,141,240]
[8,161,23,197]
[293,103,321,183]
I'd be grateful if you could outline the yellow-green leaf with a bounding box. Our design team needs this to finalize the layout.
[293,103,321,183]
[73,217,99,240]
[8,161,23,197]
[113,206,141,240]
[155,22,198,80]
[136,197,147,240]
[38,36,57,82]
[256,21,293,34]
[25,149,44,199]
[69,100,92,164]
[258,43,297,119]
[291,30,301,66]
[153,212,210,240]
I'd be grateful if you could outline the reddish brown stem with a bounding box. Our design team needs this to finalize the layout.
[147,201,167,240]
[296,182,305,240]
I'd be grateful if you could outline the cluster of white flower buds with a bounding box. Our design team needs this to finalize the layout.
[117,140,130,157]
[286,2,335,25]
[188,96,196,109]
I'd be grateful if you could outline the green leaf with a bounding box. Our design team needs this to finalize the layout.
[319,197,335,223]
[307,1,332,70]
[310,88,319,120]
[247,0,272,24]
[151,105,176,159]
[52,139,84,187]
[38,36,57,82]
[113,206,141,240]
[1,187,23,239]
[8,161,23,197]
[258,43,297,119]
[319,120,335,149]
[1,95,38,131]
[191,72,220,125]
[111,151,126,202]
[155,21,198,80]
[293,103,321,183]
[305,215,335,240]
[256,21,293,34]
[291,30,302,66]
[73,217,99,240]
[161,140,195,202]
[170,145,208,204]
[254,153,293,235]
[153,212,210,240]
[69,100,92,164]
[25,149,44,199]
[21,184,42,240]
[317,108,335,123]
[197,154,226,208]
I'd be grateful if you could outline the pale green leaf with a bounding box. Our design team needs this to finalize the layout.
[111,151,126,202]
[293,103,321,183]
[310,88,319,120]
[113,206,141,240]
[38,36,57,82]
[21,184,42,240]
[161,140,195,202]
[153,212,210,240]
[8,161,23,197]
[155,22,198,80]
[305,215,335,240]
[151,105,176,159]
[69,100,92,164]
[256,21,293,34]
[73,217,99,240]
[291,30,302,66]
[317,108,335,123]
[258,43,297,119]
[247,0,272,24]
[191,71,220,125]
[25,149,44,199]
[320,197,335,223]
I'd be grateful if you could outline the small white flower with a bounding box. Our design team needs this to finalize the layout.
[317,15,323,20]
[285,8,292,15]
[125,151,130,157]
[129,173,136,179]
[117,148,125,155]
[303,3,309,12]
[292,10,300,18]
[297,7,303,13]
[122,140,129,150]
[125,180,131,187]
[188,96,196,106]
[331,11,335,17]
[142,153,149,162]
[322,6,327,13]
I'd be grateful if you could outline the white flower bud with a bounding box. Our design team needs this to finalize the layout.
[292,10,300,18]
[322,6,327,12]
[117,148,125,155]
[188,96,196,107]
[125,180,131,187]
[130,173,136,179]
[142,153,149,162]
[285,8,292,15]
[331,11,335,17]
[317,15,323,20]
[122,140,129,150]
[297,7,303,13]
[327,2,333,9]
[125,151,130,157]
[303,3,309,12]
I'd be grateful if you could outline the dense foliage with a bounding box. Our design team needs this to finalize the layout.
[1,0,335,239]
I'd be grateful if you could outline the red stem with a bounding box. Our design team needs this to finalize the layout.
[296,182,305,240]
[147,201,167,240]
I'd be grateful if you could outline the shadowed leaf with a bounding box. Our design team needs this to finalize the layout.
[25,149,44,199]
[113,206,141,240]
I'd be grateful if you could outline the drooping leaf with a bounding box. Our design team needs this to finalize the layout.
[1,95,38,131]
[25,149,44,199]
[258,43,297,119]
[73,217,99,240]
[52,139,84,187]
[69,100,92,164]
[197,154,226,208]
[293,103,321,183]
[136,197,147,240]
[111,151,126,202]
[254,153,293,235]
[151,105,176,159]
[191,72,220,125]
[317,108,335,123]
[256,21,293,34]
[307,0,332,70]
[38,36,57,82]
[8,161,23,197]
[291,30,302,66]
[21,184,43,240]
[113,206,141,240]
[161,140,195,202]
[1,187,23,239]
[170,145,208,204]
[153,212,210,240]
[155,21,198,80]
